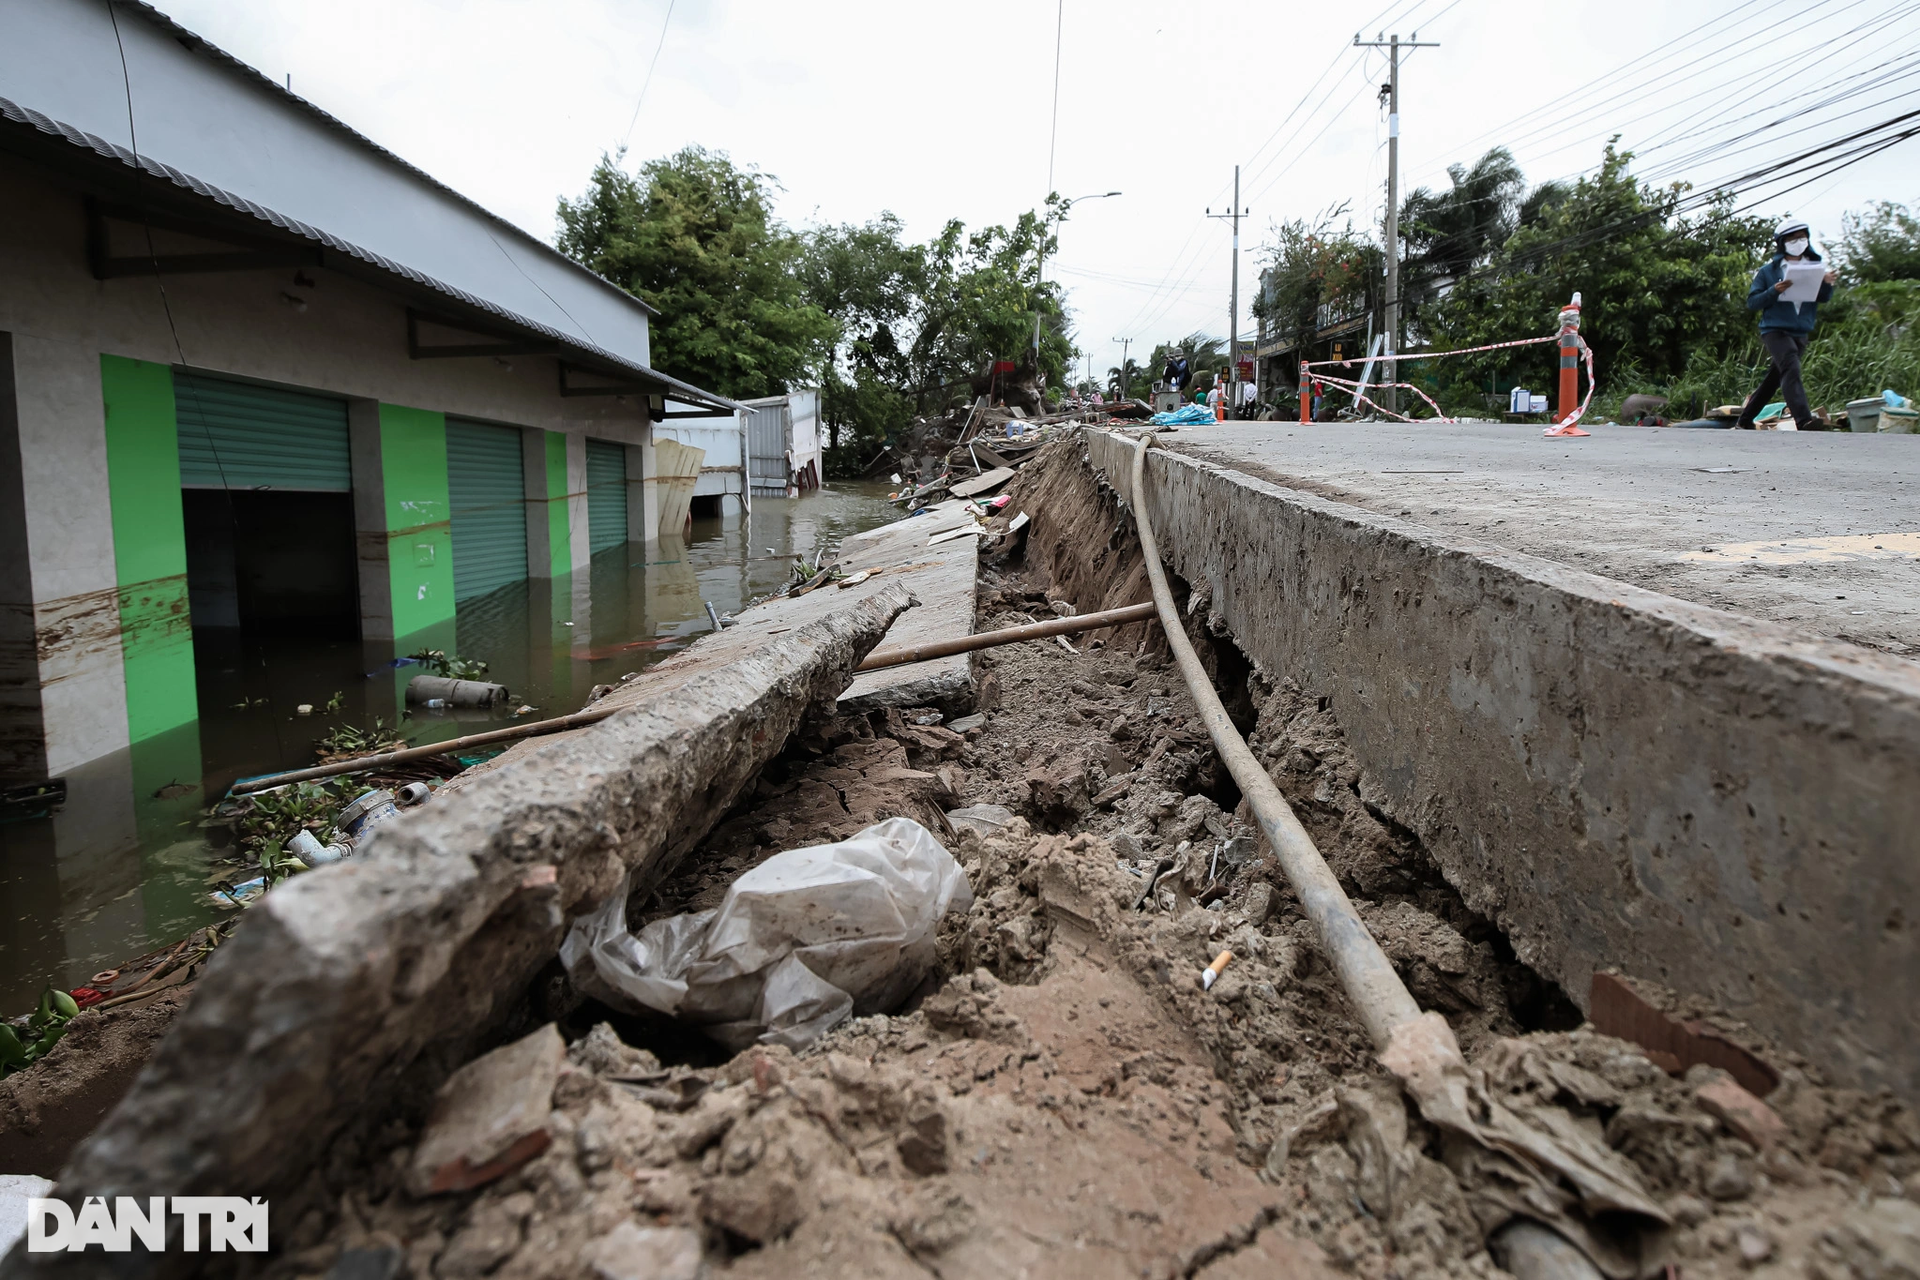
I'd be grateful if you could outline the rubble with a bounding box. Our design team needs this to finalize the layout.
[410,1026,567,1196]
[15,444,1918,1280]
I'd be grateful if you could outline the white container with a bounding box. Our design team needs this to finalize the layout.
[1880,405,1919,434]
[1529,393,1549,413]
[1846,397,1884,433]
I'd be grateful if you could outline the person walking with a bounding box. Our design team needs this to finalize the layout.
[1737,219,1835,430]
[1206,378,1226,422]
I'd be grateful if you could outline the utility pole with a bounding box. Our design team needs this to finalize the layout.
[1355,31,1438,417]
[1111,336,1132,398]
[1206,167,1248,405]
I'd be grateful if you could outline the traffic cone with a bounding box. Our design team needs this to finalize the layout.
[1544,292,1589,437]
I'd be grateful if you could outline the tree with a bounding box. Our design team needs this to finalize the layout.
[1108,357,1143,399]
[1837,202,1920,285]
[1398,148,1525,338]
[1428,144,1770,397]
[1252,207,1381,354]
[798,201,1074,472]
[801,214,927,457]
[555,146,834,400]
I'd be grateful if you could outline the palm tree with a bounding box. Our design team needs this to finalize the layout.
[1107,358,1143,398]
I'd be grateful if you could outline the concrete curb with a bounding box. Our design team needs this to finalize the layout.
[12,585,912,1273]
[1089,430,1920,1103]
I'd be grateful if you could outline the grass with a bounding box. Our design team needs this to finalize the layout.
[1593,289,1920,422]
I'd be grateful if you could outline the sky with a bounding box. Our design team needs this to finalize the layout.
[153,0,1920,380]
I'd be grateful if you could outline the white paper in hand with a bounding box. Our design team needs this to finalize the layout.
[1779,261,1826,305]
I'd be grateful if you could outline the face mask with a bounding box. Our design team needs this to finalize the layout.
[1783,237,1809,256]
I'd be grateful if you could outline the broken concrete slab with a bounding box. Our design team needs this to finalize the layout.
[410,1024,564,1195]
[27,585,912,1268]
[951,466,1014,499]
[830,500,980,715]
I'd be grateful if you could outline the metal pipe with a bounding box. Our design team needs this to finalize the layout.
[1127,432,1421,1050]
[856,601,1156,672]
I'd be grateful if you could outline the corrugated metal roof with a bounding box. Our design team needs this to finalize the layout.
[117,0,658,321]
[0,91,744,414]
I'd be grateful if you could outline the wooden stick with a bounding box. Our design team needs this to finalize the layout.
[234,603,1159,795]
[857,601,1156,671]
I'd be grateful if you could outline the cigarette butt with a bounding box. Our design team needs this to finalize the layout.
[1202,949,1234,991]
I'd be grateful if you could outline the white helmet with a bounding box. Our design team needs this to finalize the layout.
[1774,219,1810,245]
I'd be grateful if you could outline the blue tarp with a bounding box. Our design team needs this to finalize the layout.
[1148,403,1216,426]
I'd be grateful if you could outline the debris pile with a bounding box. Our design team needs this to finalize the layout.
[283,541,1918,1278]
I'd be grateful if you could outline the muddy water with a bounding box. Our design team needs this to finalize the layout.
[0,483,900,1013]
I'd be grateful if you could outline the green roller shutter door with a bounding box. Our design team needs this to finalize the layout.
[173,373,351,490]
[585,438,628,554]
[446,420,528,602]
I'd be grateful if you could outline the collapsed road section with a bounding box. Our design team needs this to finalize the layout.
[1080,428,1920,1108]
[6,432,1918,1280]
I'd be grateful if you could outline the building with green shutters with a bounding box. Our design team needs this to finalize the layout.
[0,1,741,795]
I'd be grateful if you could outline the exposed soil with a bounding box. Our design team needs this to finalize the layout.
[267,439,1920,1280]
[0,985,195,1178]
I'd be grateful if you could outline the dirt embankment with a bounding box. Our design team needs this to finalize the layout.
[270,439,1920,1280]
[0,987,194,1178]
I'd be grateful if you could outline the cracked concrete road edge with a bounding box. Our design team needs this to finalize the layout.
[1088,430,1920,1106]
[25,584,914,1265]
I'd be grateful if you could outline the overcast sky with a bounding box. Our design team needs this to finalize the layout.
[156,0,1920,378]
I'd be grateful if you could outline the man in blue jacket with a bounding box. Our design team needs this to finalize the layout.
[1736,219,1836,430]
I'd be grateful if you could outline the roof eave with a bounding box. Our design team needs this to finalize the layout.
[0,95,741,414]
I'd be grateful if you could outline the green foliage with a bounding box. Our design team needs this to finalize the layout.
[316,717,409,760]
[409,649,489,680]
[1428,145,1771,402]
[1107,357,1144,399]
[218,779,351,865]
[1399,148,1527,337]
[1,987,80,1078]
[1837,202,1920,285]
[809,199,1071,474]
[556,147,835,399]
[1253,205,1382,353]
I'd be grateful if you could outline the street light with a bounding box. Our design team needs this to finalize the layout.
[1035,191,1123,363]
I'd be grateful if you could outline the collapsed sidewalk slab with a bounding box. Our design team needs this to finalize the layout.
[16,585,912,1272]
[828,500,981,715]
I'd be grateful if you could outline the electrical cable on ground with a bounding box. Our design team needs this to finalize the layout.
[1126,431,1663,1279]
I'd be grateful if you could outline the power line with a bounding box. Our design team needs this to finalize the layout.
[619,0,677,152]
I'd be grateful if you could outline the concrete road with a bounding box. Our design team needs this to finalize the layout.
[1173,421,1920,656]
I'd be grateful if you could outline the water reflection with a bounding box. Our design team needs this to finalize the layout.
[0,483,899,1011]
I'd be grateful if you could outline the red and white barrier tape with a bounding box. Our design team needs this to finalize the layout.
[1299,329,1597,433]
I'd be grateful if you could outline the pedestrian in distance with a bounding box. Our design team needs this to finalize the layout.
[1736,219,1835,430]
[1206,379,1225,422]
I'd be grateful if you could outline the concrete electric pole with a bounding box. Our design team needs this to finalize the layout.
[1111,336,1132,398]
[1206,167,1248,407]
[1355,31,1438,417]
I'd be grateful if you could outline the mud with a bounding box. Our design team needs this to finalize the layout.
[90,439,1918,1280]
[0,986,194,1178]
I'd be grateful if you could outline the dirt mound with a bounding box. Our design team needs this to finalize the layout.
[0,986,194,1177]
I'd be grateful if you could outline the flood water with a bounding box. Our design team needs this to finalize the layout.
[0,483,901,1013]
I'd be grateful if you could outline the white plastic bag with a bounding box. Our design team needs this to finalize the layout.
[560,818,973,1050]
